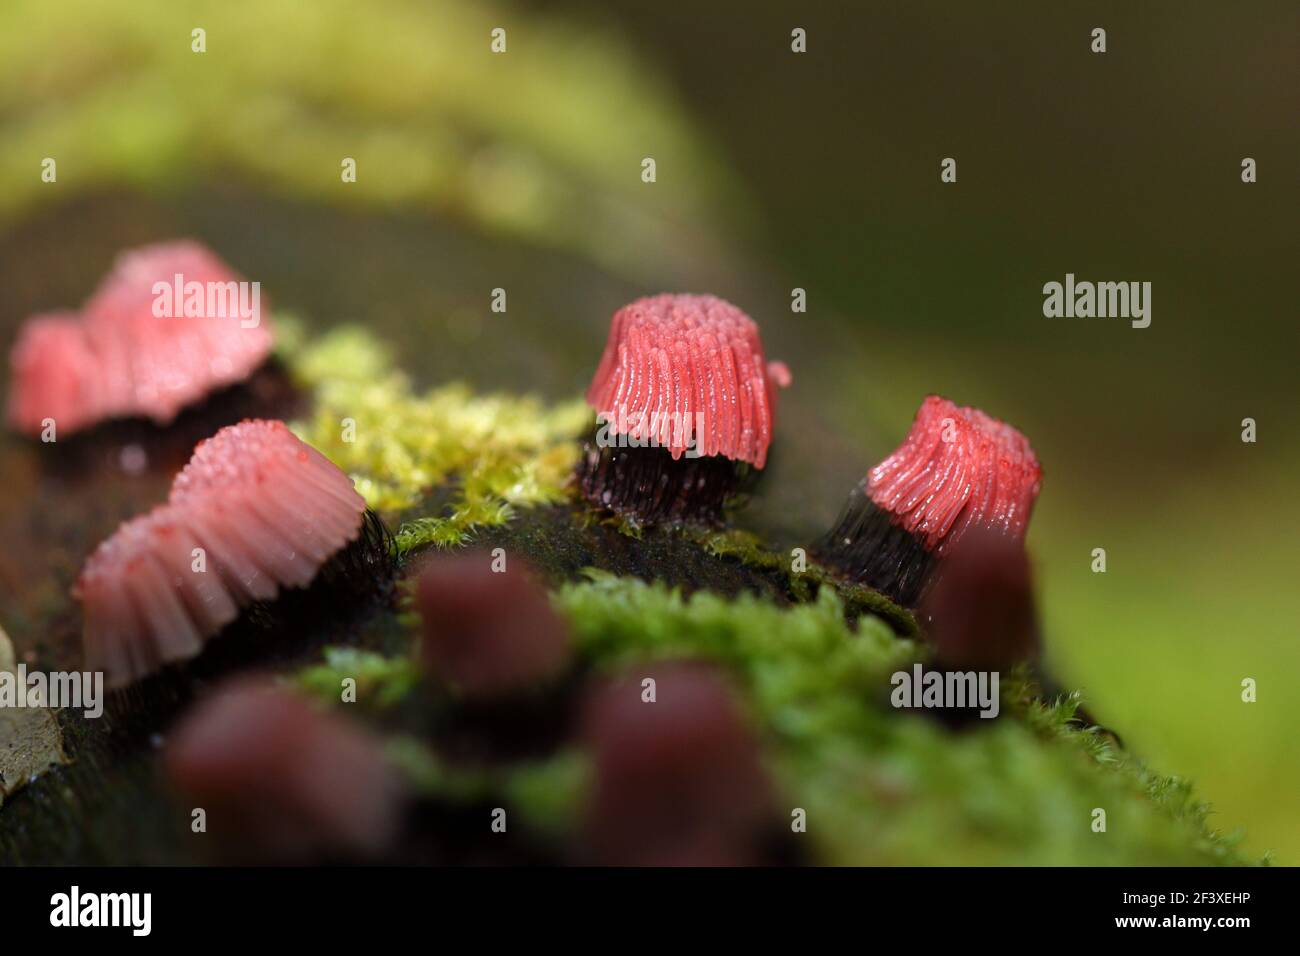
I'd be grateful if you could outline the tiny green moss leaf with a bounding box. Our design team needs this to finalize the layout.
[289,646,421,710]
[288,325,588,550]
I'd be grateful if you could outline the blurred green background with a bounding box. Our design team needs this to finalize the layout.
[0,0,1295,862]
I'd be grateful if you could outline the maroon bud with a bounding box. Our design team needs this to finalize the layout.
[165,678,405,863]
[921,528,1041,671]
[416,552,570,698]
[581,662,773,866]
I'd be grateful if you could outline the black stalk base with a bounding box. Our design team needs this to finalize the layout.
[575,430,749,527]
[814,487,936,607]
[32,358,304,480]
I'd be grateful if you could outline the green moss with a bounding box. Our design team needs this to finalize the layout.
[287,646,421,711]
[554,570,1255,866]
[693,527,788,572]
[601,511,646,541]
[828,576,922,638]
[288,325,588,549]
[689,526,921,636]
[384,736,587,840]
[265,386,1253,866]
[501,750,589,840]
[384,737,494,803]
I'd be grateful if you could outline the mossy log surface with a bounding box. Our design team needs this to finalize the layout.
[0,193,1254,866]
[0,376,1251,866]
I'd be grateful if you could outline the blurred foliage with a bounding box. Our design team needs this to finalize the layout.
[0,0,742,280]
[384,735,589,840]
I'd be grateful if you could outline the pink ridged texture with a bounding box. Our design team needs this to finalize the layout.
[867,395,1042,556]
[75,420,366,688]
[584,294,785,468]
[6,240,273,435]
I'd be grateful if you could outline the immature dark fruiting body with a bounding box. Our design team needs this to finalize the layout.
[165,678,405,863]
[920,527,1040,671]
[415,551,570,699]
[581,662,775,866]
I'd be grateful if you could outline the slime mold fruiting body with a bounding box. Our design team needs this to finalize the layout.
[816,395,1042,606]
[166,678,404,862]
[416,553,571,698]
[577,293,788,525]
[76,419,383,688]
[581,662,773,865]
[7,241,273,436]
[920,526,1041,671]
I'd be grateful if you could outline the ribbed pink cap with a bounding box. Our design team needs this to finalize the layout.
[585,294,788,468]
[867,395,1042,555]
[6,241,273,435]
[75,420,366,688]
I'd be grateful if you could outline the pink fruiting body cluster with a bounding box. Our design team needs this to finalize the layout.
[585,294,787,468]
[867,395,1042,556]
[7,241,272,436]
[75,420,366,688]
